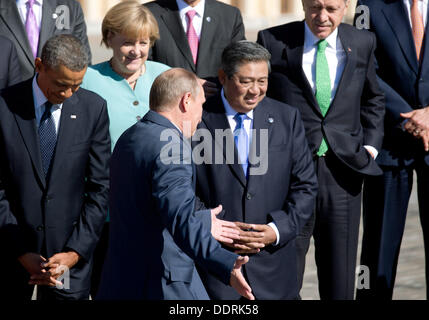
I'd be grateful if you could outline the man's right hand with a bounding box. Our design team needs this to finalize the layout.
[230,255,255,300]
[18,252,46,275]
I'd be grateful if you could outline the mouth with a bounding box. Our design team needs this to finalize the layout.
[244,96,259,104]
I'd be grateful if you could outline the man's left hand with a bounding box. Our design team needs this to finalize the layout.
[228,222,277,254]
[401,107,429,151]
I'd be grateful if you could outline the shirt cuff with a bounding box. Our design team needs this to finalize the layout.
[363,145,378,159]
[267,222,280,246]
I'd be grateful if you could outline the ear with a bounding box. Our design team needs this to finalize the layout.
[218,69,226,86]
[179,92,192,113]
[34,58,43,73]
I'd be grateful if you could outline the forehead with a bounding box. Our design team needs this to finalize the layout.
[45,64,86,82]
[234,61,269,77]
[304,0,345,7]
[111,31,149,42]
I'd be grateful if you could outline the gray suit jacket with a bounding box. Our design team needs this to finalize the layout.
[0,35,20,90]
[0,0,91,81]
[96,111,237,300]
[146,0,245,82]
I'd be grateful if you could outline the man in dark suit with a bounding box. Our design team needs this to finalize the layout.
[0,34,109,300]
[0,0,91,82]
[194,41,318,300]
[96,68,254,300]
[0,35,21,90]
[145,0,245,83]
[355,0,429,299]
[257,0,385,299]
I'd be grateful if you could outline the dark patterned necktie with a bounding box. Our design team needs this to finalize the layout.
[39,101,57,176]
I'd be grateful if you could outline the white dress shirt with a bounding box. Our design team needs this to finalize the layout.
[221,89,280,245]
[32,75,62,133]
[403,0,428,28]
[302,22,378,158]
[16,0,43,28]
[176,0,205,39]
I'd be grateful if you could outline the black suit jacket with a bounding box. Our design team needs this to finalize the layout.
[145,0,245,81]
[194,95,318,299]
[0,79,110,293]
[0,0,92,81]
[257,22,385,176]
[0,35,20,90]
[356,0,429,167]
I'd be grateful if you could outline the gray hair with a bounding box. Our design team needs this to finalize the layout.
[221,40,271,78]
[41,34,89,71]
[150,68,200,112]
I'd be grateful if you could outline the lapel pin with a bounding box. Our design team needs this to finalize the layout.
[71,115,77,119]
[206,17,211,22]
[52,13,58,19]
[348,47,352,52]
[268,117,274,124]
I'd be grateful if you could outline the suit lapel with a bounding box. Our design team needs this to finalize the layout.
[38,0,56,57]
[246,100,272,195]
[12,80,46,188]
[48,93,77,182]
[0,0,34,67]
[381,0,419,74]
[328,24,357,116]
[285,22,322,117]
[160,3,196,72]
[196,0,217,72]
[202,96,247,188]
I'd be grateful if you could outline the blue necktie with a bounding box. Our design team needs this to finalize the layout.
[233,113,249,177]
[39,101,57,176]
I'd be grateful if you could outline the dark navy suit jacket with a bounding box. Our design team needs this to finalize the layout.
[0,79,110,295]
[195,95,318,299]
[97,111,237,300]
[357,0,429,167]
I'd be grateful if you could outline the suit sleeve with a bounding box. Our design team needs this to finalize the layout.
[152,142,237,285]
[7,41,21,87]
[360,32,385,150]
[65,101,110,261]
[71,1,92,64]
[268,110,318,247]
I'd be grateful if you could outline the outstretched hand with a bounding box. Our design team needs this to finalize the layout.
[230,255,254,300]
[210,205,241,244]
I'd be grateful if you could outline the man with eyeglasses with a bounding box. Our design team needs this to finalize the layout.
[257,0,385,299]
[193,41,318,299]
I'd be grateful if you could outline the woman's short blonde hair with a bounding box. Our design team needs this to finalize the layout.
[101,1,159,47]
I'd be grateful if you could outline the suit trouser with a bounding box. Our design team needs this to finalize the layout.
[296,152,363,300]
[357,161,429,299]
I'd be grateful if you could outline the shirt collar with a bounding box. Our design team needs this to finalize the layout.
[304,21,338,51]
[221,88,254,120]
[32,74,62,112]
[16,0,43,6]
[176,0,205,18]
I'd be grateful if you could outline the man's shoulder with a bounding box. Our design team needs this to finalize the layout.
[260,21,303,37]
[207,0,241,15]
[260,96,299,118]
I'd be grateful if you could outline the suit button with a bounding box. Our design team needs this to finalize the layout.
[133,101,139,106]
[36,225,45,231]
[246,193,252,200]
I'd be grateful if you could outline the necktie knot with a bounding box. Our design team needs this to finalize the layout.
[27,0,35,7]
[186,10,197,22]
[317,39,328,52]
[234,113,246,129]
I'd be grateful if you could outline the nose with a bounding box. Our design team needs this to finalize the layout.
[248,81,260,95]
[61,88,73,99]
[318,9,329,23]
